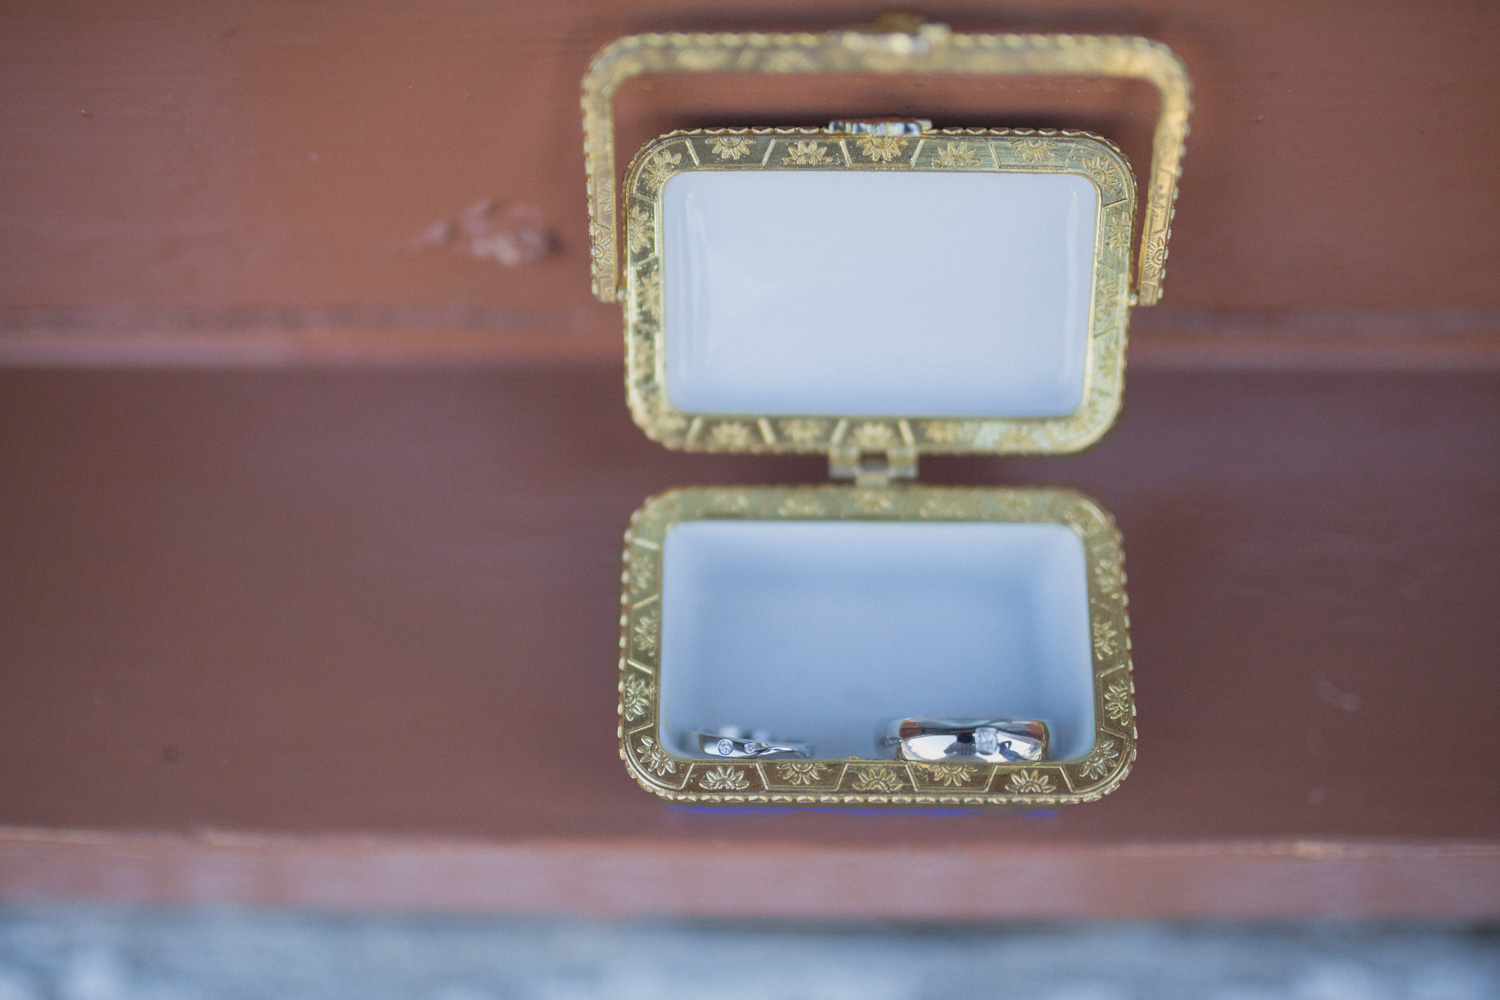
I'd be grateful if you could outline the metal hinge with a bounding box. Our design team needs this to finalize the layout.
[826,117,930,136]
[829,444,918,488]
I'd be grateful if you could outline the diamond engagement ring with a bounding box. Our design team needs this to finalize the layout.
[690,729,811,759]
[881,718,1050,763]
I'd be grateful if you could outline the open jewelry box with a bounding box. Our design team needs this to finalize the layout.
[584,26,1191,807]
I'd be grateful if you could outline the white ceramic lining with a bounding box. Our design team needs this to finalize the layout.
[658,520,1096,761]
[661,170,1099,418]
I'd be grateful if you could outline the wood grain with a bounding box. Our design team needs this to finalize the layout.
[1,1,1498,362]
[0,367,1495,910]
[2,2,1498,917]
[4,832,1498,918]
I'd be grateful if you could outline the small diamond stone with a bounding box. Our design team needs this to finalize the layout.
[743,741,763,754]
[716,738,735,756]
[975,727,1000,756]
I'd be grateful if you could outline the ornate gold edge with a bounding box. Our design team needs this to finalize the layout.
[621,129,1131,457]
[615,484,1136,808]
[582,27,1190,304]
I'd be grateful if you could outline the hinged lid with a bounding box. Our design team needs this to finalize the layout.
[620,127,1135,460]
[582,26,1191,462]
[828,441,917,488]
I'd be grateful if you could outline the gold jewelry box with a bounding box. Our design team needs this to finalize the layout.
[584,25,1191,807]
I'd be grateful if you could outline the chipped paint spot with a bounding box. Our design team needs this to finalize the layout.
[417,200,553,266]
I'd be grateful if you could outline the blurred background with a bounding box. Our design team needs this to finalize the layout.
[0,910,1497,999]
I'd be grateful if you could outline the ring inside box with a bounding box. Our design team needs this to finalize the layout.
[658,519,1096,761]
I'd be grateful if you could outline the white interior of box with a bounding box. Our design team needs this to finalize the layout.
[659,170,1099,418]
[658,520,1097,761]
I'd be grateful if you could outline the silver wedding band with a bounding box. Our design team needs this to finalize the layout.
[683,719,1048,763]
[881,718,1050,763]
[689,728,811,759]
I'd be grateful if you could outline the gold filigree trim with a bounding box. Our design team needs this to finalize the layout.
[620,130,1133,457]
[919,763,979,787]
[781,139,834,165]
[1078,738,1123,780]
[635,735,677,776]
[855,134,908,162]
[617,485,1136,808]
[933,142,983,168]
[708,136,755,160]
[621,674,654,721]
[850,767,907,793]
[1007,769,1055,794]
[699,765,751,791]
[631,612,660,656]
[1103,678,1133,724]
[775,761,830,785]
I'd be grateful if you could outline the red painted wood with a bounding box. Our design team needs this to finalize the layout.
[2,833,1497,918]
[0,2,1497,362]
[0,368,1494,866]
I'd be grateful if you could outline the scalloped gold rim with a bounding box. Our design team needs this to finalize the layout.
[621,129,1133,457]
[616,484,1136,808]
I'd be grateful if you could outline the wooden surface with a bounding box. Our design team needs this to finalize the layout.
[0,365,1496,915]
[2,1,1498,917]
[4,835,1498,919]
[1,1,1498,365]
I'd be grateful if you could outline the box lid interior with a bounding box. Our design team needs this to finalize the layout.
[660,167,1102,421]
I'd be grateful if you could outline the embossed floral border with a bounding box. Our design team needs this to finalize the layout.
[621,129,1135,458]
[616,484,1136,808]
